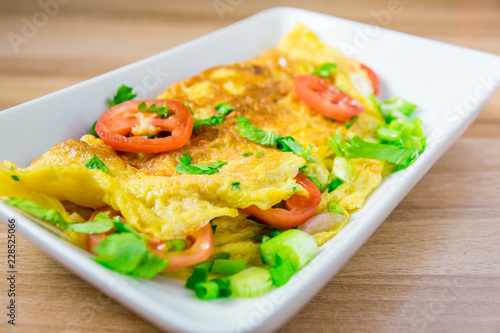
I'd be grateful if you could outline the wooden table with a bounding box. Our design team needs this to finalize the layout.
[1,0,499,332]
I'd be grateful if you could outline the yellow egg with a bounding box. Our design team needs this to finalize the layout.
[0,24,385,270]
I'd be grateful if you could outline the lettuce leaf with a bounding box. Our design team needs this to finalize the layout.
[346,136,418,170]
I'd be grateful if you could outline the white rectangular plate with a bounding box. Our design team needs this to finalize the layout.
[1,7,499,333]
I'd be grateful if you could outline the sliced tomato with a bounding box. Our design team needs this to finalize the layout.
[95,99,193,153]
[360,63,380,96]
[295,75,365,122]
[150,224,214,272]
[86,206,214,272]
[241,173,322,230]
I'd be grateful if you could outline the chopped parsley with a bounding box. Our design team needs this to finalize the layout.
[235,117,279,146]
[235,117,317,162]
[90,120,99,137]
[312,62,337,77]
[84,155,109,174]
[11,175,19,181]
[138,101,169,118]
[242,152,253,157]
[193,103,234,130]
[256,152,265,157]
[178,152,192,165]
[232,182,241,189]
[277,136,316,162]
[215,103,233,115]
[107,84,136,107]
[176,153,227,175]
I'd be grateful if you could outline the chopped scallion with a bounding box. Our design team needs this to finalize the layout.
[212,278,232,298]
[260,229,318,271]
[185,267,208,290]
[194,281,219,300]
[326,178,344,193]
[270,256,296,287]
[195,262,214,272]
[229,267,273,298]
[211,259,246,274]
[328,202,343,215]
[333,156,354,183]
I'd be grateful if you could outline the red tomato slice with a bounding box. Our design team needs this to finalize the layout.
[241,173,322,230]
[360,63,380,96]
[150,224,214,272]
[86,207,214,272]
[95,99,193,153]
[295,75,365,122]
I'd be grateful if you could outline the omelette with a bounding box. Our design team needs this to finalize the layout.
[0,24,425,297]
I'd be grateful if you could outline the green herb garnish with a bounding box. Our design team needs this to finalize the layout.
[84,155,109,174]
[193,103,234,130]
[312,62,337,77]
[277,136,316,162]
[175,153,227,175]
[235,117,279,146]
[236,117,316,162]
[107,85,136,107]
[138,101,169,119]
[90,120,99,137]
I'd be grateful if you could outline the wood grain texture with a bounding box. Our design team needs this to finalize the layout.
[0,0,499,332]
